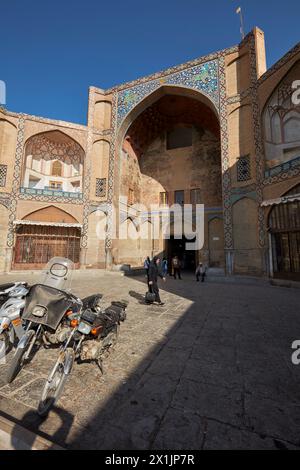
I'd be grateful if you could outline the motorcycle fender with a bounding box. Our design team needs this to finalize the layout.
[17,330,35,349]
[63,351,74,375]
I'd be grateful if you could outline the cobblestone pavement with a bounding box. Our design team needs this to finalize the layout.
[0,270,300,450]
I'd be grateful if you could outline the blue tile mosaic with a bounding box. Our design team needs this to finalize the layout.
[117,60,219,127]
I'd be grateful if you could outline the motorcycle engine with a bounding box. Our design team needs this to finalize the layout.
[44,325,71,345]
[80,339,103,361]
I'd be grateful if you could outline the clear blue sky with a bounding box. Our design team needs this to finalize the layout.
[1,0,299,124]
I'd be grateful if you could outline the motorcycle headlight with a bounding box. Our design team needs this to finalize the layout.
[78,321,92,335]
[32,306,47,317]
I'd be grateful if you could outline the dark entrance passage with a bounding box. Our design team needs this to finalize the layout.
[272,231,300,280]
[13,224,81,270]
[166,236,196,272]
[269,196,300,281]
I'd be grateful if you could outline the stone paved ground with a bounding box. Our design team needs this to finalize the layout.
[0,270,300,450]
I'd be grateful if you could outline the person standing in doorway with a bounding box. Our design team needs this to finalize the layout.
[162,257,168,277]
[172,255,182,280]
[148,256,166,305]
[196,262,206,282]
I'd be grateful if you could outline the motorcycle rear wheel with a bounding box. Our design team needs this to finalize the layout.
[37,348,74,417]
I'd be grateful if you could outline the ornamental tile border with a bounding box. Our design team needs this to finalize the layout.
[263,166,300,186]
[263,156,300,181]
[2,108,88,132]
[105,92,118,251]
[116,60,220,128]
[17,192,84,205]
[0,194,11,209]
[81,89,95,248]
[218,53,233,250]
[258,42,300,85]
[7,115,25,247]
[226,89,252,104]
[104,45,239,95]
[249,34,266,248]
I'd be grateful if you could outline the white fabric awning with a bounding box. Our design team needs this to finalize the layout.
[13,220,82,229]
[261,193,300,207]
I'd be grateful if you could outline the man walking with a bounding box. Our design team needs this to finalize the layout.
[148,256,166,305]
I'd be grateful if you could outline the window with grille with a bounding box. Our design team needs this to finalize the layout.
[49,181,63,190]
[159,192,168,205]
[51,160,62,177]
[237,155,251,182]
[0,165,7,187]
[95,178,107,197]
[190,188,201,205]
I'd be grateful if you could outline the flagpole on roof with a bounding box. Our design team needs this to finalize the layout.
[236,6,245,40]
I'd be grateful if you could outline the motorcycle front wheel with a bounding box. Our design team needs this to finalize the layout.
[6,330,35,383]
[37,348,74,417]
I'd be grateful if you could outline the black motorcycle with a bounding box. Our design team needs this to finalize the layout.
[37,300,128,416]
[5,257,102,384]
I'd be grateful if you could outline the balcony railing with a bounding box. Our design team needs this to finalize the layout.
[264,155,300,179]
[20,187,83,199]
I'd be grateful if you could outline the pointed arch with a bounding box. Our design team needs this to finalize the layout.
[22,205,79,224]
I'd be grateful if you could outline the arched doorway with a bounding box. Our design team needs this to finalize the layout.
[268,185,300,280]
[115,88,224,269]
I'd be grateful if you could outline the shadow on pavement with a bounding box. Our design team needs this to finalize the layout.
[2,406,73,449]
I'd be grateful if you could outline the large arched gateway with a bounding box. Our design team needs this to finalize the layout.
[113,86,224,270]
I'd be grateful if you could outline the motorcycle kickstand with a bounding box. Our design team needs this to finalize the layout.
[96,358,104,375]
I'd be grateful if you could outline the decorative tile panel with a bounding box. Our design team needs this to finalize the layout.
[264,156,300,183]
[81,89,95,249]
[19,187,83,200]
[117,60,219,127]
[248,33,267,248]
[218,53,233,250]
[237,155,251,182]
[105,92,118,251]
[7,115,25,247]
[0,165,7,187]
[95,178,106,197]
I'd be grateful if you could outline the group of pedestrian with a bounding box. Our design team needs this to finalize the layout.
[143,255,207,305]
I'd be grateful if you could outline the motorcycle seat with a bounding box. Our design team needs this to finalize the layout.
[82,294,103,311]
[111,300,128,309]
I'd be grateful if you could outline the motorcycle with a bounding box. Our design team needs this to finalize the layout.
[0,283,29,360]
[5,257,97,383]
[37,299,128,416]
